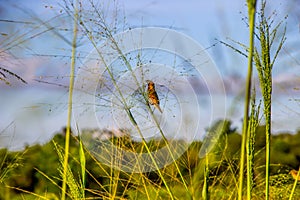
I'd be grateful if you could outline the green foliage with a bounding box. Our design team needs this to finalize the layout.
[1,120,300,199]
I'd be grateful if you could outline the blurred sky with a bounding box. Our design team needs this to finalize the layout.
[0,0,299,150]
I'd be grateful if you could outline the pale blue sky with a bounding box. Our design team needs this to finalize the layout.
[0,0,299,150]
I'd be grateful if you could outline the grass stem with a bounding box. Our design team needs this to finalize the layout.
[238,1,257,199]
[61,1,78,199]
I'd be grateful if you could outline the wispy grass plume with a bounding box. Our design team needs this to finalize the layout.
[253,1,286,198]
[247,89,261,199]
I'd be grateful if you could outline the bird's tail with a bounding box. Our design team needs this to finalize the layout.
[155,104,163,113]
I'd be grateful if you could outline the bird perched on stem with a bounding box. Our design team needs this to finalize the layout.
[146,80,162,113]
[290,169,300,181]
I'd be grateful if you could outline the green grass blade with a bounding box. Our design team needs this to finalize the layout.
[238,1,257,199]
[61,1,78,199]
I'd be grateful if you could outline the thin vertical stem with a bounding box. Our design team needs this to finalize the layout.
[61,1,78,200]
[289,167,300,200]
[202,153,209,200]
[238,0,257,199]
[265,98,271,200]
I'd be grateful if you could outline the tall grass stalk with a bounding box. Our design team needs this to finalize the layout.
[253,1,286,198]
[202,152,209,200]
[115,45,189,194]
[246,90,260,199]
[61,1,78,199]
[78,135,86,198]
[238,0,257,199]
[289,167,300,200]
[126,113,175,199]
[112,37,189,196]
[55,142,84,199]
[81,29,176,197]
[73,2,192,198]
[221,1,286,199]
[89,1,189,192]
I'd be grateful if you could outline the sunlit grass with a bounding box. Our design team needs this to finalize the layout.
[237,1,257,198]
[2,127,300,199]
[221,0,287,199]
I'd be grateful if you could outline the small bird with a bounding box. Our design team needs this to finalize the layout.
[146,80,163,113]
[290,169,300,181]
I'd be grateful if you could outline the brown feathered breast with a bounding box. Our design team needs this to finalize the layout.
[146,80,162,113]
